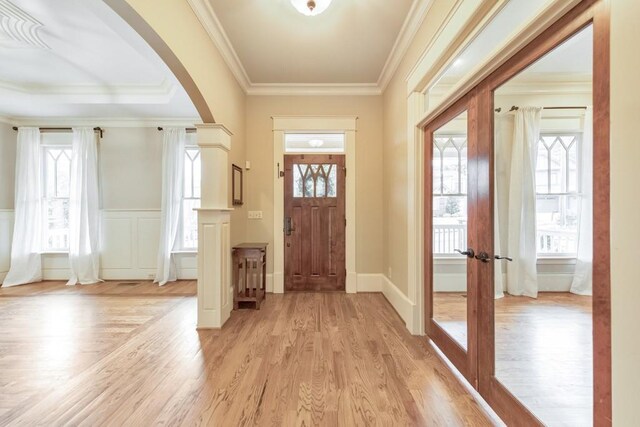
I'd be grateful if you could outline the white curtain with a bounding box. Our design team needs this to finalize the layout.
[67,128,102,285]
[155,128,186,286]
[493,113,515,298]
[3,128,42,287]
[571,107,593,295]
[505,107,542,298]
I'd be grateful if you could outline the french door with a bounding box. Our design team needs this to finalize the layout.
[424,0,610,425]
[424,91,480,386]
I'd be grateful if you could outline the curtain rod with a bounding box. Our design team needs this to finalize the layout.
[157,127,197,133]
[12,126,104,138]
[494,106,588,113]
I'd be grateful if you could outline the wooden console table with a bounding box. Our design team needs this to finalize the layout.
[232,243,267,310]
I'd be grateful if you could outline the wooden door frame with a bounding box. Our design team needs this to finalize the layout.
[272,116,358,294]
[422,0,611,424]
[424,90,479,386]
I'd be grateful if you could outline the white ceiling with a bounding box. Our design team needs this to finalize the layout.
[517,24,593,77]
[0,0,199,121]
[207,0,414,84]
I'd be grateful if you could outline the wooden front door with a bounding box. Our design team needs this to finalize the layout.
[284,154,346,291]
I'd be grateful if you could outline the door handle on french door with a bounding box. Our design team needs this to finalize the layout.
[494,255,513,261]
[475,251,491,263]
[454,248,475,258]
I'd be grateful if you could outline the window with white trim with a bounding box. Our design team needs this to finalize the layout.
[42,145,72,251]
[180,145,201,250]
[535,133,581,256]
[432,133,468,255]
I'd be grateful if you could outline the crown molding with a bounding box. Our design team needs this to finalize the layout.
[6,117,201,128]
[0,78,177,104]
[247,83,381,96]
[186,0,251,92]
[377,0,435,92]
[187,0,434,96]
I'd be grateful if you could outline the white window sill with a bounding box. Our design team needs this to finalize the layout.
[172,250,198,255]
[41,251,69,255]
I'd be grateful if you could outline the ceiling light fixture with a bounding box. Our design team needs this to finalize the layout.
[290,0,333,16]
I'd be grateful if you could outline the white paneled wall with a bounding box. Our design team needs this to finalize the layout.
[101,210,196,280]
[433,259,575,292]
[0,209,196,282]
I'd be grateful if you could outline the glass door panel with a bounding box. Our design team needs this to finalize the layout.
[490,25,594,426]
[432,111,470,350]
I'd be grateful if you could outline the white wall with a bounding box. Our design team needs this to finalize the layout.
[611,0,640,422]
[0,126,197,283]
[0,123,16,282]
[0,122,16,210]
[100,127,163,209]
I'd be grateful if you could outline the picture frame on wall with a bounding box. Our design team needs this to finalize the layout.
[232,164,243,206]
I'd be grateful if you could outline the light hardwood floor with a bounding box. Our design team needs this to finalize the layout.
[0,281,498,426]
[434,292,592,426]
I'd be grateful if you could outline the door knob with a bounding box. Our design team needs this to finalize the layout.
[475,251,491,263]
[454,248,475,258]
[494,255,513,261]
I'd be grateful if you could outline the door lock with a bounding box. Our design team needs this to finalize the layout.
[475,251,491,263]
[284,217,295,236]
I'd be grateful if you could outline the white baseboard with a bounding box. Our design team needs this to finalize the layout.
[381,274,417,334]
[266,273,273,293]
[356,273,383,292]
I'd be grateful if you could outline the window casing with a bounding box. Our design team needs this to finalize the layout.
[42,145,72,252]
[535,133,581,257]
[179,146,201,250]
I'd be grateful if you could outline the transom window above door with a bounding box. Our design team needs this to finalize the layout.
[285,133,345,153]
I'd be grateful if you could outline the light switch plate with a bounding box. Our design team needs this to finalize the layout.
[248,211,263,219]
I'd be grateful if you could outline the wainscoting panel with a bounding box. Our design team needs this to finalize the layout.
[137,217,161,269]
[434,259,576,292]
[101,217,133,269]
[100,210,196,281]
[1,210,197,283]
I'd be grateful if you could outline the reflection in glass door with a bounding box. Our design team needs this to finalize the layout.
[432,111,469,349]
[425,97,479,385]
[489,25,594,426]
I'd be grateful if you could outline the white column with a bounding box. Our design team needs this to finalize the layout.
[196,124,233,329]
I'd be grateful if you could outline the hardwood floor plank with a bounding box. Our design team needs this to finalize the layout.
[0,281,498,426]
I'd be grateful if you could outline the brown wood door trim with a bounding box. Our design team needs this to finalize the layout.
[284,154,346,292]
[423,0,611,425]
